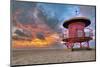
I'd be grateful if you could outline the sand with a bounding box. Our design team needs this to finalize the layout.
[11,49,96,66]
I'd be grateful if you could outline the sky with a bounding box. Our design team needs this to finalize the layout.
[11,0,96,48]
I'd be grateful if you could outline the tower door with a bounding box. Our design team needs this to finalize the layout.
[77,30,83,37]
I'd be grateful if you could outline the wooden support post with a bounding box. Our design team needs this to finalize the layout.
[87,41,89,48]
[80,42,82,48]
[66,42,73,49]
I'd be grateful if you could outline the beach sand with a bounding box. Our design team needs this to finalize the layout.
[11,49,96,66]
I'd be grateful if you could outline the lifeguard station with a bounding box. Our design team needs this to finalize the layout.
[63,17,93,49]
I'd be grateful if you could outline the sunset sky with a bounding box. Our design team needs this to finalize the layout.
[11,0,96,48]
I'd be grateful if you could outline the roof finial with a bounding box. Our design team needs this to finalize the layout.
[75,9,79,16]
